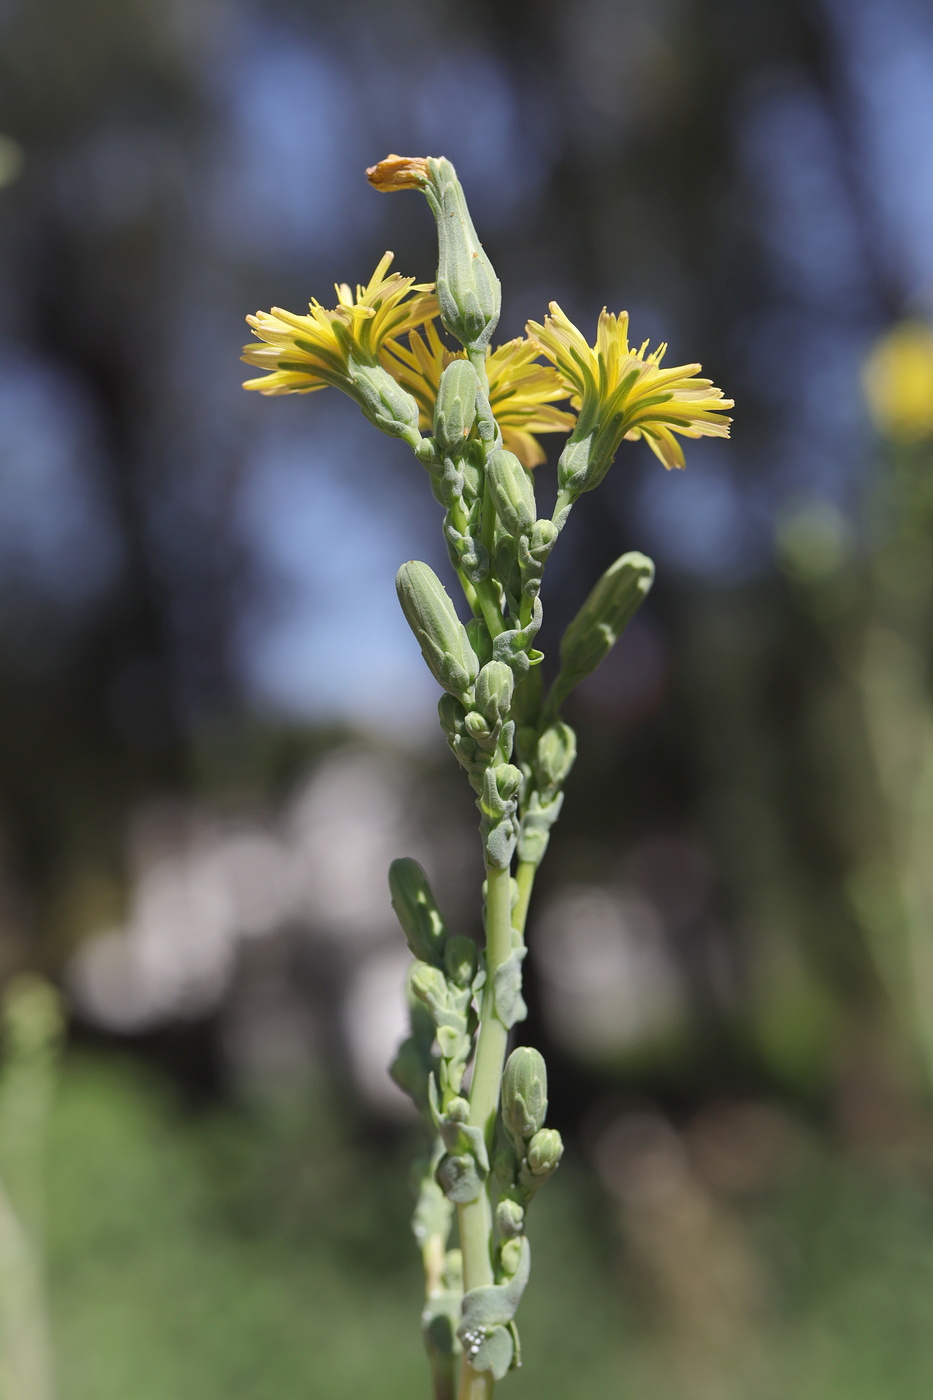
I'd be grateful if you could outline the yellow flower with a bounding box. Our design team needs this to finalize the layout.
[242,252,438,397]
[863,320,933,443]
[380,320,575,467]
[365,154,432,193]
[526,302,733,470]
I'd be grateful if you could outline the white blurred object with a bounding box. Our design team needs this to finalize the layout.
[67,748,424,1036]
[533,884,685,1059]
[342,947,415,1118]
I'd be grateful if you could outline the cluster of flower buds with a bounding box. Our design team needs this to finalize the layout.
[496,1047,564,1210]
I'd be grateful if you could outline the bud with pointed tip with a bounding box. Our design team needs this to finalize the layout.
[486,449,536,537]
[425,158,501,351]
[501,1046,548,1142]
[389,858,447,966]
[397,561,479,702]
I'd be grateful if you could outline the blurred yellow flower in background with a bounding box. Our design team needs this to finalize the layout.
[242,252,438,396]
[526,302,733,470]
[381,321,575,467]
[863,320,933,443]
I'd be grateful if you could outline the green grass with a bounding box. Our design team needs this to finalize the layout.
[41,1053,933,1400]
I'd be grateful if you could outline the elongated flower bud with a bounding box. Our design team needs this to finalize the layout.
[425,158,501,351]
[389,858,447,966]
[486,448,536,537]
[433,359,478,457]
[551,552,654,710]
[397,561,479,701]
[501,1046,548,1142]
[348,362,421,442]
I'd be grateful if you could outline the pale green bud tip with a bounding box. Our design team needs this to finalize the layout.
[424,157,501,351]
[411,962,448,1005]
[495,764,523,801]
[433,359,478,456]
[396,560,479,699]
[501,1046,548,1140]
[475,660,514,725]
[535,722,577,791]
[487,449,536,537]
[388,858,447,965]
[527,1127,564,1176]
[496,1198,525,1238]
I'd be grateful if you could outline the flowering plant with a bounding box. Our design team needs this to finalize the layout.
[244,154,732,1400]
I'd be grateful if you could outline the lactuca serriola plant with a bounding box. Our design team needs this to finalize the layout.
[243,153,733,1400]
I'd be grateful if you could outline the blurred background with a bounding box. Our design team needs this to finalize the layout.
[3,0,933,1396]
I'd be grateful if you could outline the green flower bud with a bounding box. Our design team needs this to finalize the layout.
[464,710,491,740]
[496,1198,525,1240]
[389,858,447,965]
[444,935,478,989]
[486,449,536,537]
[411,962,449,1009]
[348,362,421,442]
[424,158,501,351]
[534,723,577,793]
[556,433,594,499]
[438,693,467,741]
[551,551,655,709]
[494,764,523,802]
[397,560,479,701]
[526,1127,564,1177]
[445,1095,471,1123]
[501,1046,547,1142]
[475,660,514,726]
[528,518,558,560]
[434,359,478,456]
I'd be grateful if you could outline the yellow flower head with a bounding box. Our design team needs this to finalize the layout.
[526,302,733,470]
[242,252,438,397]
[863,320,933,443]
[380,320,575,467]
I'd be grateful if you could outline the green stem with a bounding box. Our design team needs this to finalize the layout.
[456,861,514,1400]
[512,860,537,939]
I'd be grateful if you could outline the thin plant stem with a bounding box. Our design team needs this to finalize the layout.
[456,860,515,1400]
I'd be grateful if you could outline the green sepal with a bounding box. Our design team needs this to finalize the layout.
[465,1325,513,1380]
[492,597,543,679]
[459,1237,531,1333]
[492,947,528,1029]
[437,1152,484,1203]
